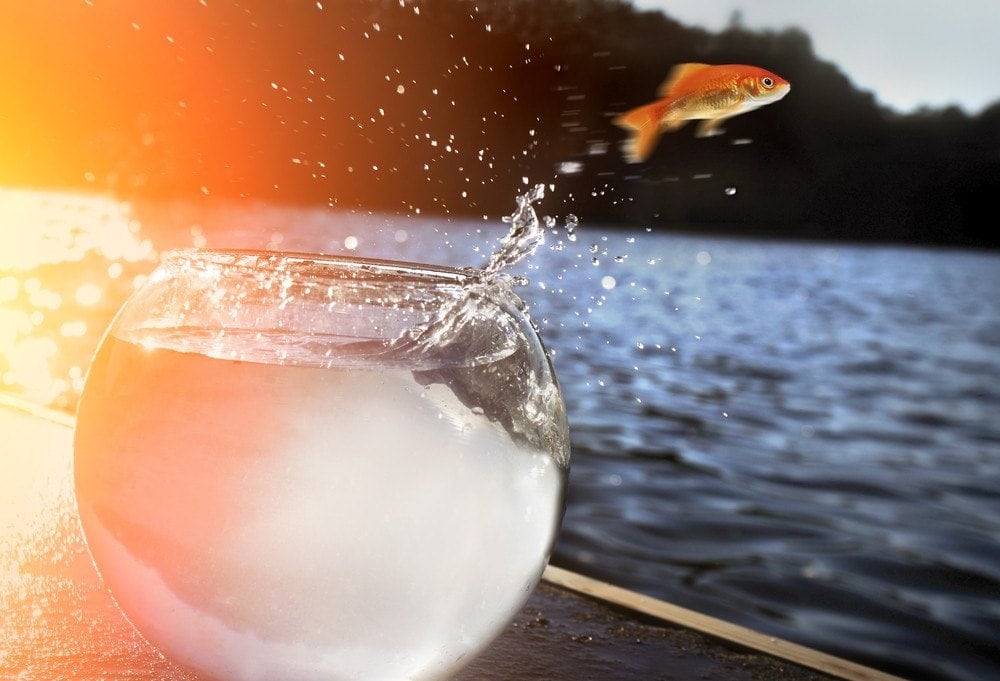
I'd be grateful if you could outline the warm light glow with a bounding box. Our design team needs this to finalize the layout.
[1,189,153,269]
[76,283,103,306]
[0,188,158,410]
[0,277,17,303]
[0,401,79,626]
[1,337,64,406]
[60,321,89,338]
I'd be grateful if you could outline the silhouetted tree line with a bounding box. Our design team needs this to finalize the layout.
[2,0,996,247]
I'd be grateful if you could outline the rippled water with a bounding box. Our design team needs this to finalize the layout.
[2,189,998,680]
[532,237,1000,681]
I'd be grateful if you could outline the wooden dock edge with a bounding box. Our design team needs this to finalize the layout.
[0,391,76,429]
[0,393,904,681]
[542,564,905,681]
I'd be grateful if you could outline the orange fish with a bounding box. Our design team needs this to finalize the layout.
[614,63,790,163]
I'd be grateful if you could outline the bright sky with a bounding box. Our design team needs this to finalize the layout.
[631,0,1000,114]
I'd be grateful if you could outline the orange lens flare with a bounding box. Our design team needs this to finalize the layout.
[0,189,157,409]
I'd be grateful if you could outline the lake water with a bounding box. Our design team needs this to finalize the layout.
[2,189,998,680]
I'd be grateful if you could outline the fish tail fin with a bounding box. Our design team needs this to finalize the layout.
[614,101,665,163]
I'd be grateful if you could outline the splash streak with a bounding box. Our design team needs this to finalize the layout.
[389,183,566,362]
[479,183,547,282]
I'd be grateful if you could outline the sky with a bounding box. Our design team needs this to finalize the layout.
[631,0,1000,114]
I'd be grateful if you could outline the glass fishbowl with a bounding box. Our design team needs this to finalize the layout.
[73,249,570,680]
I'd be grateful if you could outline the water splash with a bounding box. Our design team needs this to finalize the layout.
[478,183,547,283]
[394,184,564,357]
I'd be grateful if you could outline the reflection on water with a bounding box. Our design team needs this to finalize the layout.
[0,188,156,408]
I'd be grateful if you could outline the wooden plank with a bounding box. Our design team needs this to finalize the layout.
[542,565,906,681]
[0,391,75,428]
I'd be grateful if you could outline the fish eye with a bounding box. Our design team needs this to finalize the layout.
[762,77,774,88]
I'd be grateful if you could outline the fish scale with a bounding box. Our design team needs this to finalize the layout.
[675,84,742,113]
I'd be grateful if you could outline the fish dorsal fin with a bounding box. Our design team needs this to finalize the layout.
[657,63,712,97]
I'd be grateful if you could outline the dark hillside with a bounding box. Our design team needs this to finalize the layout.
[0,0,995,247]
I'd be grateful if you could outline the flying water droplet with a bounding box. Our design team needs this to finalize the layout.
[565,214,578,242]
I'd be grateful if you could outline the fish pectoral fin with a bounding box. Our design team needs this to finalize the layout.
[657,63,712,97]
[695,115,733,138]
[661,118,688,133]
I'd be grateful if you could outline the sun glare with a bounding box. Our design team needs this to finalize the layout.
[0,188,158,409]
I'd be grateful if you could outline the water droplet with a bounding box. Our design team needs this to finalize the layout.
[565,214,578,242]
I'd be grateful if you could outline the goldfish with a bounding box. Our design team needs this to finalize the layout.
[613,63,790,163]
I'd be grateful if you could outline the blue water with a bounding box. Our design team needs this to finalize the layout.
[527,235,1000,681]
[6,193,999,680]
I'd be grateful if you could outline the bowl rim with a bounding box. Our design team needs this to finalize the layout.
[158,248,480,287]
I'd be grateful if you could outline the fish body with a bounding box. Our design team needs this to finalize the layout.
[614,63,790,163]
